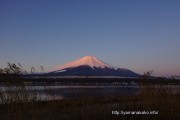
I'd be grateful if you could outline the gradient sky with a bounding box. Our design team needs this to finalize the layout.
[0,0,180,76]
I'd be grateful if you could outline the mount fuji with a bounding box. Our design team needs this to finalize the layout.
[47,56,140,77]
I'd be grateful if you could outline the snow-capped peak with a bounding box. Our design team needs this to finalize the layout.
[56,56,115,70]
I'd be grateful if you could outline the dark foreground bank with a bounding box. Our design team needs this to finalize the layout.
[0,84,180,120]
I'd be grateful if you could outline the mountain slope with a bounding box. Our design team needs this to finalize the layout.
[47,56,140,77]
[56,56,115,70]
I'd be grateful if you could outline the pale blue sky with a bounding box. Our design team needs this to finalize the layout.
[0,0,180,76]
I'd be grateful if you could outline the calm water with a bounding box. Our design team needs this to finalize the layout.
[0,85,140,100]
[0,85,179,101]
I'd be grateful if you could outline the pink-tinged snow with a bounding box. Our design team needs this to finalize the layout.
[56,56,116,70]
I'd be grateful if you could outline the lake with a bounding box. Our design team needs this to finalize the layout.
[0,85,179,102]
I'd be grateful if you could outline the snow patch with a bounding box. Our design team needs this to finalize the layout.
[53,70,67,73]
[56,56,116,70]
